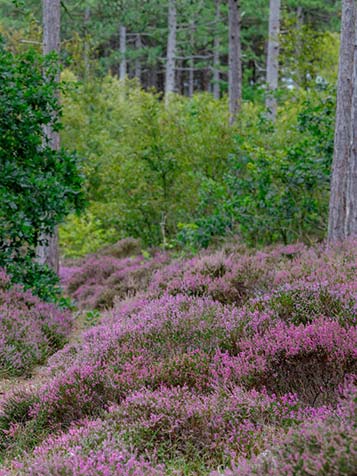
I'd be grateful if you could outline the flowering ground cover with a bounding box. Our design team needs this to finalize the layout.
[0,271,72,378]
[0,240,356,475]
[61,248,170,310]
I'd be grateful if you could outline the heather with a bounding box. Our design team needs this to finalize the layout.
[7,386,330,475]
[0,241,356,474]
[0,270,72,377]
[61,244,170,309]
[220,383,357,476]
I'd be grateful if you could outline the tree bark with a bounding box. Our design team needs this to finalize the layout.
[38,0,61,274]
[266,0,281,121]
[119,24,127,80]
[228,0,242,124]
[328,0,356,242]
[165,0,177,103]
[188,65,194,96]
[135,34,142,81]
[213,0,221,99]
[346,13,357,237]
[188,22,195,97]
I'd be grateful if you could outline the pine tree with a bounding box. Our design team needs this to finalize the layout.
[328,0,356,242]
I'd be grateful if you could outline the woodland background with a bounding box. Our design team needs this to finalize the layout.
[0,0,342,258]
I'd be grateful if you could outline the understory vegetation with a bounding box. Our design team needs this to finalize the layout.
[59,71,336,254]
[0,239,356,475]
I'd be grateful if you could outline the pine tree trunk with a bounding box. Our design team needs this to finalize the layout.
[135,34,142,81]
[188,65,194,97]
[165,0,177,103]
[266,0,281,121]
[188,22,195,97]
[213,0,220,99]
[346,13,357,237]
[119,25,127,80]
[328,0,356,242]
[37,0,61,274]
[228,0,242,124]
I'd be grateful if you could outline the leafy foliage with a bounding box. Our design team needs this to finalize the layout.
[179,86,336,249]
[0,44,85,296]
[60,75,233,252]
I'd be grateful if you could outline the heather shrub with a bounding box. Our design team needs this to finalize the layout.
[5,279,356,444]
[222,384,357,476]
[148,251,276,305]
[212,318,357,405]
[0,390,38,442]
[110,386,321,467]
[0,271,72,376]
[0,391,47,459]
[271,239,357,289]
[259,284,355,326]
[22,296,240,430]
[147,242,355,306]
[1,241,357,473]
[12,420,165,476]
[9,386,325,475]
[246,282,357,329]
[65,252,169,309]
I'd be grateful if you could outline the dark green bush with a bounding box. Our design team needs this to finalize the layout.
[0,41,85,298]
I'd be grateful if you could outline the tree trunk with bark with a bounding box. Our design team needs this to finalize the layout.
[266,0,281,121]
[188,22,195,97]
[119,24,127,80]
[328,0,356,242]
[346,12,357,237]
[228,0,242,124]
[135,34,142,81]
[165,0,177,103]
[38,0,61,273]
[213,0,220,99]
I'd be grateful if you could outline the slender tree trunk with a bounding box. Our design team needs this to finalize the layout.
[266,0,281,121]
[135,34,142,81]
[176,59,183,94]
[188,66,194,96]
[297,6,304,29]
[84,7,90,78]
[188,22,195,97]
[38,0,61,273]
[119,24,127,80]
[165,0,177,103]
[346,14,357,237]
[328,0,356,242]
[213,0,221,99]
[228,0,242,124]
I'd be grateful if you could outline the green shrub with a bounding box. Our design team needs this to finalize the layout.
[0,43,85,297]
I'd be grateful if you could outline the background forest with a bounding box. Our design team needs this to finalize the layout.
[0,0,341,257]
